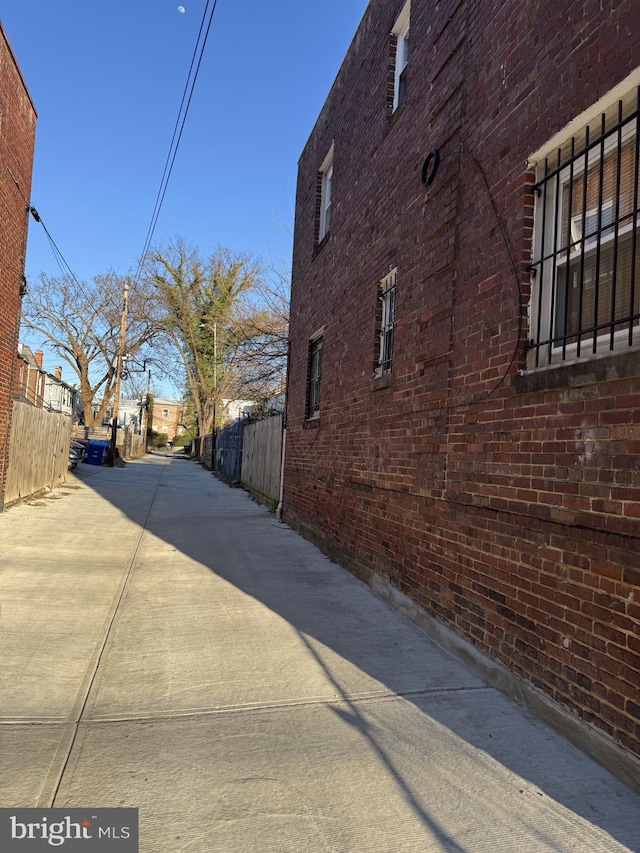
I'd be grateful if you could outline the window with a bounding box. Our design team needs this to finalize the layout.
[318,144,334,242]
[391,1,410,112]
[306,334,323,418]
[162,408,169,418]
[529,80,640,367]
[374,268,397,376]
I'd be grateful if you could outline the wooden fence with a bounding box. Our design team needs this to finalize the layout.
[71,424,146,459]
[241,414,283,510]
[72,425,112,441]
[5,402,72,506]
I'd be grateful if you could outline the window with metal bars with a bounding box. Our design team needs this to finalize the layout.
[374,268,397,377]
[529,86,640,368]
[306,335,323,418]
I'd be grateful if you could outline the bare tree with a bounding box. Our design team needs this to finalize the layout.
[146,239,262,436]
[20,271,158,427]
[226,257,289,404]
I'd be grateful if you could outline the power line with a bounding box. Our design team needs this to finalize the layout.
[34,212,116,338]
[135,0,220,280]
[11,0,219,298]
[9,1,221,409]
[7,166,97,306]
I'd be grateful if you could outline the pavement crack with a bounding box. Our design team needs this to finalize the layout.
[46,464,169,807]
[72,684,494,725]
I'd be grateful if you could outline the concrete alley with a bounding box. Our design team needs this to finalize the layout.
[1,455,639,852]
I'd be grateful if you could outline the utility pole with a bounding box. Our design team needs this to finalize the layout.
[109,276,129,466]
[211,321,217,471]
[142,368,151,451]
[200,319,218,471]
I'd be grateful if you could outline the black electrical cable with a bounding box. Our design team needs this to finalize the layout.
[407,152,527,416]
[296,151,527,448]
[8,167,102,313]
[38,218,83,291]
[135,0,219,280]
[11,0,221,311]
[459,153,525,407]
[8,0,221,400]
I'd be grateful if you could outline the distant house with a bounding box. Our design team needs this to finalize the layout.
[219,398,255,425]
[15,346,83,421]
[14,345,46,408]
[246,382,287,418]
[0,24,37,509]
[93,398,147,433]
[117,398,147,435]
[43,364,82,421]
[151,397,187,439]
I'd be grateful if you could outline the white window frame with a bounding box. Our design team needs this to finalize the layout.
[319,144,334,241]
[527,69,640,369]
[392,1,410,112]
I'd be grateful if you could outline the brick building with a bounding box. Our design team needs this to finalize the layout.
[285,0,640,781]
[14,345,46,408]
[151,398,187,440]
[0,24,37,509]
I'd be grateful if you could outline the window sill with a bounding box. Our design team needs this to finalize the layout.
[513,346,640,394]
[313,233,330,259]
[384,103,406,136]
[303,416,321,429]
[371,372,393,391]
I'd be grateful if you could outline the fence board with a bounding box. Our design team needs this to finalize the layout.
[5,402,72,505]
[241,414,283,509]
[71,424,145,460]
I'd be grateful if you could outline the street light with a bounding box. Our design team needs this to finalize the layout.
[109,277,129,466]
[200,321,217,471]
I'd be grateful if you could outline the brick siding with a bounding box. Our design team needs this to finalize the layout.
[0,25,37,508]
[285,0,640,760]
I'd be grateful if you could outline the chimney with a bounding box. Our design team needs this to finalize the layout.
[34,350,43,368]
[54,366,62,380]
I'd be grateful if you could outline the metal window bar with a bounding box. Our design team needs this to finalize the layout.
[592,112,606,354]
[306,337,322,418]
[547,145,561,365]
[629,92,640,345]
[378,271,396,374]
[610,101,624,350]
[576,125,590,359]
[559,136,576,361]
[533,158,549,366]
[531,89,640,365]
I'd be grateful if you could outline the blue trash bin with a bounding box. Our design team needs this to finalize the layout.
[85,439,108,466]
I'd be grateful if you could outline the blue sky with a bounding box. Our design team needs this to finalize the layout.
[2,1,369,289]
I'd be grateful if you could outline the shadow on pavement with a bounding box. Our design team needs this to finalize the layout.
[61,455,639,850]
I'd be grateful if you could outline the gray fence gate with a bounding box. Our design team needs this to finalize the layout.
[215,419,245,482]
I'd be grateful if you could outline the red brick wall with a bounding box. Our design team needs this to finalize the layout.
[0,25,37,508]
[285,0,640,759]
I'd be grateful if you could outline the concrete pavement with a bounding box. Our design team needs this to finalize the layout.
[1,455,639,852]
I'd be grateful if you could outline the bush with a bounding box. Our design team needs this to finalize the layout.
[171,428,197,448]
[147,430,169,449]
